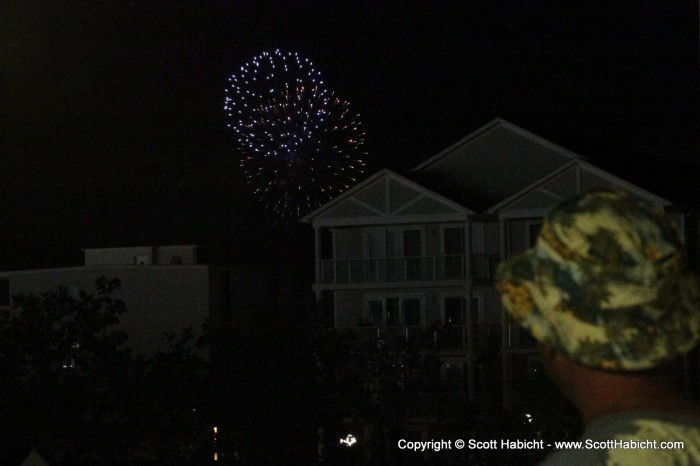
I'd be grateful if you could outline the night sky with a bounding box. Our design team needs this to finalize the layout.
[2,1,698,270]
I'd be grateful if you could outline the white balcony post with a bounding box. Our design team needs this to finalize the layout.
[464,219,472,280]
[465,286,475,402]
[314,227,322,290]
[500,217,513,410]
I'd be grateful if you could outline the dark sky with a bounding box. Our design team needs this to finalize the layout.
[1,1,698,269]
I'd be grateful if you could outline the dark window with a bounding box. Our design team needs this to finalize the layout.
[386,298,400,326]
[404,230,422,279]
[369,300,384,327]
[529,223,542,247]
[403,298,421,326]
[444,227,464,255]
[403,230,421,257]
[321,229,334,259]
[444,296,464,324]
[443,362,464,392]
[320,291,334,327]
[220,271,231,323]
[0,280,8,307]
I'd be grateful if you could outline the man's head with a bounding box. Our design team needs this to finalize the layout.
[496,190,700,372]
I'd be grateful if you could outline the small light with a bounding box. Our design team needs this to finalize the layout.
[340,434,357,447]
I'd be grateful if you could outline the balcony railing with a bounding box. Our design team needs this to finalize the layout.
[506,323,539,350]
[321,255,464,284]
[340,324,500,351]
[336,392,468,420]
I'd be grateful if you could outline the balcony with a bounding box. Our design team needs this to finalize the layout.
[337,392,468,421]
[321,255,465,284]
[339,324,500,351]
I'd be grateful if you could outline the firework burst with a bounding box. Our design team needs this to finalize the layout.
[224,50,366,217]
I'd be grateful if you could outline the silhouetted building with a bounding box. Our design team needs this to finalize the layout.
[303,118,695,422]
[0,245,280,355]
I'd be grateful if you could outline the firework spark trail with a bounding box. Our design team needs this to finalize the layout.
[224,49,366,217]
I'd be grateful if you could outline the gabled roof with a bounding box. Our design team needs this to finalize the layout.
[302,169,473,226]
[409,118,586,211]
[488,158,670,217]
[304,118,678,225]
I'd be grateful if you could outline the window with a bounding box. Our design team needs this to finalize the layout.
[444,296,464,324]
[472,255,501,279]
[321,229,334,260]
[366,295,423,326]
[367,230,386,259]
[509,219,543,256]
[527,222,543,247]
[443,227,464,255]
[367,228,422,257]
[442,362,464,392]
[366,228,423,281]
[402,230,421,257]
[403,298,421,326]
[0,279,8,307]
[442,227,464,279]
[369,299,384,327]
[385,297,400,325]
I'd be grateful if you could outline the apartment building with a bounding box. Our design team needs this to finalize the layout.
[303,118,685,413]
[0,245,278,355]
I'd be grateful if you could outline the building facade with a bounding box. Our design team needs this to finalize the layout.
[0,245,278,355]
[303,119,690,414]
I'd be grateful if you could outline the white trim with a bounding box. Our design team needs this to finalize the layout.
[302,169,473,224]
[411,118,584,173]
[577,159,670,205]
[347,196,387,216]
[487,161,578,214]
[333,289,339,329]
[0,264,209,277]
[471,289,484,324]
[392,194,427,215]
[411,120,502,171]
[488,159,671,216]
[538,188,565,201]
[497,208,551,220]
[301,169,390,222]
[311,213,470,227]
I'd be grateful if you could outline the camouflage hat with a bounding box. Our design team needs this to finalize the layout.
[496,190,700,370]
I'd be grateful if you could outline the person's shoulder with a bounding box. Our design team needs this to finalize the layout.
[538,411,700,465]
[587,410,700,465]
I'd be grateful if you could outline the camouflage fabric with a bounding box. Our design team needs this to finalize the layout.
[496,190,700,370]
